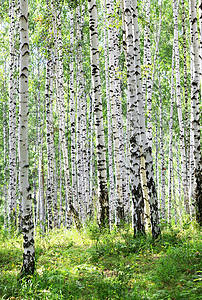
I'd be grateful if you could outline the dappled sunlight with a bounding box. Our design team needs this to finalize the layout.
[0,224,201,299]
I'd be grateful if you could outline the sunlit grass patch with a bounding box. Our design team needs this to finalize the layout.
[0,223,201,299]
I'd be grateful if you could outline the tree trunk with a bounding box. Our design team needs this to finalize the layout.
[124,0,145,235]
[132,0,160,238]
[173,0,189,214]
[19,0,35,277]
[103,0,116,228]
[8,0,17,230]
[88,0,109,228]
[52,2,81,229]
[189,0,202,225]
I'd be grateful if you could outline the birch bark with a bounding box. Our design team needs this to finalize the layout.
[168,49,175,222]
[3,100,8,229]
[159,84,166,220]
[69,11,77,212]
[124,0,145,235]
[189,0,202,225]
[8,0,17,229]
[173,0,189,214]
[52,2,81,228]
[103,0,115,228]
[19,0,35,276]
[37,55,45,233]
[45,55,54,230]
[88,0,109,227]
[106,0,124,224]
[132,0,160,238]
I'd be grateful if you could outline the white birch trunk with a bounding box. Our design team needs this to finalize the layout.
[37,57,45,233]
[3,100,8,229]
[52,3,81,228]
[173,0,189,214]
[106,0,124,224]
[19,0,35,276]
[132,0,160,238]
[168,49,175,222]
[159,84,166,220]
[124,0,145,235]
[103,0,115,228]
[199,1,202,95]
[45,55,54,230]
[8,0,17,229]
[69,11,77,212]
[88,0,109,227]
[189,0,202,225]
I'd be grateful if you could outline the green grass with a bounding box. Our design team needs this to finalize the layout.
[0,222,201,300]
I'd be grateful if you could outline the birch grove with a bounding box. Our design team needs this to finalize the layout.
[0,0,202,279]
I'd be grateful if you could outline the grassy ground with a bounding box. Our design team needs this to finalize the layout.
[0,222,201,300]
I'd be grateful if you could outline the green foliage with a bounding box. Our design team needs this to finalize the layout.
[0,224,201,299]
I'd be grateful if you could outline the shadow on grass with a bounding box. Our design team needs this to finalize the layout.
[0,226,201,300]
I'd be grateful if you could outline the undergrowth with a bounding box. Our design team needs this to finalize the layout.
[0,222,201,299]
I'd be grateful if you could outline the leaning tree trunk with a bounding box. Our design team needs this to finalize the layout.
[19,0,35,277]
[88,0,109,228]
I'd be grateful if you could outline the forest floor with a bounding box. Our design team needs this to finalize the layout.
[0,221,202,300]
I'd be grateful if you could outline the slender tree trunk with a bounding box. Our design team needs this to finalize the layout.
[19,0,35,277]
[37,55,45,233]
[8,0,17,229]
[155,120,159,206]
[124,0,145,235]
[88,0,109,228]
[182,1,190,199]
[45,55,54,230]
[176,143,183,221]
[173,0,189,214]
[172,163,177,226]
[103,0,115,228]
[159,83,166,220]
[58,137,63,228]
[52,2,81,228]
[199,1,202,95]
[3,99,8,229]
[69,11,77,212]
[132,0,160,238]
[106,0,125,224]
[189,0,202,225]
[168,49,175,222]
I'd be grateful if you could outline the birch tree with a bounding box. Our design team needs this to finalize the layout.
[123,0,145,235]
[52,1,81,228]
[19,0,35,276]
[173,0,189,214]
[8,0,17,229]
[103,0,115,228]
[132,0,160,238]
[189,0,202,225]
[88,0,109,227]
